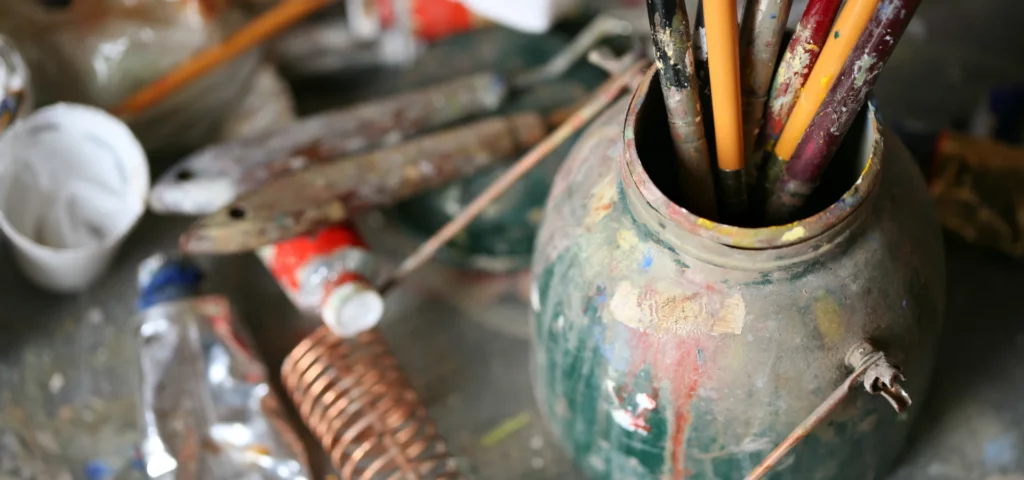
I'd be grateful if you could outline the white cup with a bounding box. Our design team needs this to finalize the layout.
[0,103,150,293]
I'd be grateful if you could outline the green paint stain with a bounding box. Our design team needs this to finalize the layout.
[834,30,841,39]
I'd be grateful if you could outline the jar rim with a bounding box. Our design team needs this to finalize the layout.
[621,66,883,249]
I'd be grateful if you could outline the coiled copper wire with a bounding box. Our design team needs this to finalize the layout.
[280,327,460,479]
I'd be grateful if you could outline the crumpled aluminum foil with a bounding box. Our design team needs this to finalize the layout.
[136,255,310,480]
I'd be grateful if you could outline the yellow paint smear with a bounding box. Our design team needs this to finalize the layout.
[617,229,639,250]
[585,178,617,227]
[813,295,843,344]
[480,412,532,447]
[781,226,806,242]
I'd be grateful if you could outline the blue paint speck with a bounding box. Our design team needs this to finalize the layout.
[697,348,706,364]
[983,434,1017,469]
[85,461,113,480]
[595,283,608,305]
[834,30,841,39]
[770,13,777,19]
[639,248,654,272]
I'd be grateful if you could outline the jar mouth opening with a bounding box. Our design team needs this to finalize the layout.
[622,67,883,249]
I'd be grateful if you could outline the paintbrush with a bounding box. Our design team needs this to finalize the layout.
[702,0,748,223]
[760,0,844,151]
[765,0,924,222]
[762,0,881,199]
[646,0,718,220]
[382,58,650,290]
[179,112,548,254]
[738,0,793,191]
[113,0,336,118]
[693,2,717,168]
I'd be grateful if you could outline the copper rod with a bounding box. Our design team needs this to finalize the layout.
[112,0,335,118]
[744,351,884,480]
[382,58,651,291]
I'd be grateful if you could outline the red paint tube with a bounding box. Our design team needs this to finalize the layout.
[350,0,480,42]
[257,223,384,337]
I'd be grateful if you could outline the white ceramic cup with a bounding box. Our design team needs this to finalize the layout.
[0,103,150,293]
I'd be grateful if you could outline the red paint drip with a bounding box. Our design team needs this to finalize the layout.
[627,332,709,478]
[267,224,365,290]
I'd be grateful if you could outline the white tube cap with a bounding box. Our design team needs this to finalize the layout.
[322,279,385,337]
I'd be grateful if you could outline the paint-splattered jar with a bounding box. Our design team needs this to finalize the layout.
[529,68,945,479]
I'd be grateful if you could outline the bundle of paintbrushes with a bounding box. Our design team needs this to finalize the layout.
[645,0,922,226]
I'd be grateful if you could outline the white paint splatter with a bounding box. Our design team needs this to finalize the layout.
[697,27,709,61]
[611,408,649,436]
[84,307,104,325]
[530,282,541,313]
[48,373,64,394]
[635,393,656,411]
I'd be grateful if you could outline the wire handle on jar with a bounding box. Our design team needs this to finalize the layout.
[744,341,911,480]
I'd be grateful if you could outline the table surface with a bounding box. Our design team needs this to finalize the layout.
[2,0,1024,479]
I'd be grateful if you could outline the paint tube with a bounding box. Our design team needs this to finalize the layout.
[135,253,310,479]
[346,0,486,41]
[459,0,583,34]
[257,223,385,338]
[271,16,422,77]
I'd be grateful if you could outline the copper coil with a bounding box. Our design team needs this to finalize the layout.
[281,327,460,480]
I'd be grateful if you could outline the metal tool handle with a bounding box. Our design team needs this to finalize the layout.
[511,14,635,89]
[744,342,911,480]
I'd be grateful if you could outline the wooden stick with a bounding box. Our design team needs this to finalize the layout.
[759,0,843,195]
[703,0,748,222]
[112,0,335,118]
[765,0,923,222]
[646,0,718,220]
[738,0,792,187]
[772,0,880,161]
[381,59,651,291]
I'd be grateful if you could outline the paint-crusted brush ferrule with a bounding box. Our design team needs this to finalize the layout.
[647,0,718,219]
[763,167,813,223]
[738,0,793,188]
[692,2,716,159]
